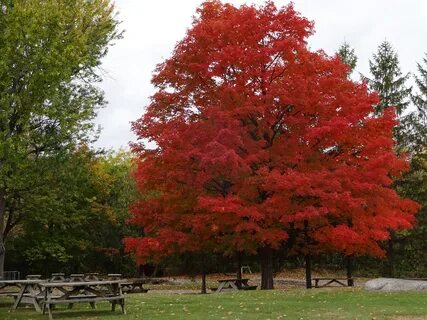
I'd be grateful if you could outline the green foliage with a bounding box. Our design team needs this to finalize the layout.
[6,148,138,275]
[364,41,412,116]
[336,41,357,75]
[0,0,121,273]
[393,152,427,276]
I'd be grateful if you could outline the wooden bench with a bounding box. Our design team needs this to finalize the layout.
[50,273,65,282]
[216,278,256,292]
[121,278,149,293]
[0,279,45,312]
[313,277,354,288]
[40,280,126,319]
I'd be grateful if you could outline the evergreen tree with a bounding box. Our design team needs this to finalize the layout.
[400,54,427,152]
[365,42,421,277]
[336,41,357,75]
[365,41,411,116]
[390,54,427,277]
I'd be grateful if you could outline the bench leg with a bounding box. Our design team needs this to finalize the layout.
[120,299,126,315]
[12,285,26,310]
[47,303,53,320]
[32,298,42,313]
[112,301,116,312]
[68,303,74,309]
[216,281,225,293]
[90,302,96,309]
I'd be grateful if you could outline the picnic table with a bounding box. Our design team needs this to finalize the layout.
[107,273,122,280]
[215,278,257,292]
[50,273,65,282]
[312,277,354,288]
[39,279,126,319]
[0,279,45,312]
[84,273,100,281]
[121,278,149,293]
[69,273,85,282]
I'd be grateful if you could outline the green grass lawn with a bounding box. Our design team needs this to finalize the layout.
[1,288,426,320]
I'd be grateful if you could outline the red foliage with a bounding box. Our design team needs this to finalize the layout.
[124,1,419,264]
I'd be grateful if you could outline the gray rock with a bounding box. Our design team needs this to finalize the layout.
[365,278,427,292]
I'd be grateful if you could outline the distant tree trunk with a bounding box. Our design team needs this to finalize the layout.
[201,269,207,294]
[201,255,207,294]
[152,264,160,278]
[305,254,312,289]
[385,232,396,277]
[0,191,5,279]
[346,255,354,286]
[236,252,242,289]
[259,246,274,290]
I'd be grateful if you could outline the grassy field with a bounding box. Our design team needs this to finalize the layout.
[1,288,427,320]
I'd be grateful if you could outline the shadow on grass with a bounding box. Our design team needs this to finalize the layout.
[0,303,12,308]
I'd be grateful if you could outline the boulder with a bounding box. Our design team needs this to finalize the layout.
[365,278,427,292]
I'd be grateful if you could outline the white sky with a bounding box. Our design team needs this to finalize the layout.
[95,0,427,150]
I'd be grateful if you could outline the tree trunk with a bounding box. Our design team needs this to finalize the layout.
[346,255,354,286]
[201,269,207,294]
[236,252,242,289]
[0,191,5,279]
[259,246,274,290]
[385,233,395,277]
[305,254,312,289]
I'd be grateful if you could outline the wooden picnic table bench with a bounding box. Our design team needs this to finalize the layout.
[50,273,66,282]
[121,278,149,293]
[312,277,354,288]
[39,279,126,319]
[84,273,100,281]
[0,279,45,312]
[215,278,257,292]
[68,273,85,282]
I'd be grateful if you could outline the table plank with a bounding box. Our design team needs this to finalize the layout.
[39,280,123,288]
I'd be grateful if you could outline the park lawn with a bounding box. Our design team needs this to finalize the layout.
[0,288,426,320]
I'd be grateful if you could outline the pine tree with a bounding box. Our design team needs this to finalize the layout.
[391,54,427,277]
[402,54,427,150]
[365,42,415,277]
[365,41,411,116]
[337,41,357,75]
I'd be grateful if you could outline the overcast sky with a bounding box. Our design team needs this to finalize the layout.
[95,0,427,150]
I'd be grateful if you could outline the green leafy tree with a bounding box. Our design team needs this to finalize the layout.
[336,41,357,75]
[393,152,427,276]
[364,41,412,116]
[0,0,121,276]
[7,149,138,275]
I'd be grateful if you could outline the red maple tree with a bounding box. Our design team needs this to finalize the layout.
[125,1,419,290]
